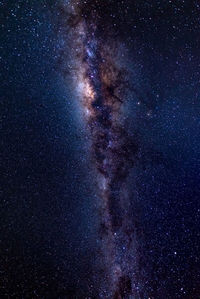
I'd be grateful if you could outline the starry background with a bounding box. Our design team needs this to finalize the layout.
[1,0,200,298]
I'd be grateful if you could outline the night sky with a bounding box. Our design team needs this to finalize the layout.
[1,0,200,298]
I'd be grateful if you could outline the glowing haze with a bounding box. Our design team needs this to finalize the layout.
[61,0,143,297]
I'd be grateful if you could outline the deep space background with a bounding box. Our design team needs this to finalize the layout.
[1,0,200,298]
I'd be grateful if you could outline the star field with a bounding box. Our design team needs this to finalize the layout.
[1,0,200,298]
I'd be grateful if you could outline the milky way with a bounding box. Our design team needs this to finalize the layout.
[61,1,144,297]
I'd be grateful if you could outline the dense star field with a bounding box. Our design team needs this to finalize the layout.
[1,0,200,298]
